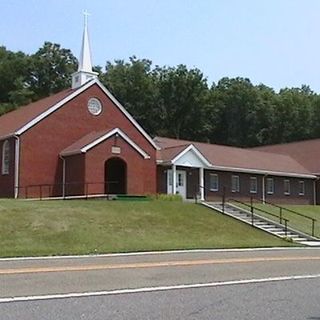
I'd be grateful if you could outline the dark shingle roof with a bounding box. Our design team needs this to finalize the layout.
[253,139,320,174]
[155,136,313,176]
[0,89,74,140]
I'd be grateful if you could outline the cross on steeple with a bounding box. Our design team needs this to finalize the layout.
[83,10,90,27]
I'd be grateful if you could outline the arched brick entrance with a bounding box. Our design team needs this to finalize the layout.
[105,157,127,194]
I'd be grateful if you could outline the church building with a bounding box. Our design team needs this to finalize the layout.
[0,18,318,204]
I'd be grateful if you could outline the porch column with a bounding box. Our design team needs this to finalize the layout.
[172,164,177,195]
[199,167,204,201]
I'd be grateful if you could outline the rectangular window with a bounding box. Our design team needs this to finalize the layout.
[266,178,274,194]
[284,180,290,195]
[1,140,10,175]
[209,174,219,191]
[231,175,240,192]
[177,172,184,187]
[299,181,305,196]
[250,177,257,193]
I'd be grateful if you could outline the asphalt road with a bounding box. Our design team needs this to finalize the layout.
[0,248,320,319]
[1,277,320,320]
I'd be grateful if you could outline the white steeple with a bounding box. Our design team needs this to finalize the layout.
[72,11,98,89]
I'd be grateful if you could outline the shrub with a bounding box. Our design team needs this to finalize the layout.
[150,193,183,201]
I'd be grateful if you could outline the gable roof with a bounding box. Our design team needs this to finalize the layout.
[0,78,158,150]
[0,88,74,139]
[60,128,150,159]
[253,139,320,175]
[154,136,315,178]
[157,144,211,167]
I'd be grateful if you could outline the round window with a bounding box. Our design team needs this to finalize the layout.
[87,97,102,115]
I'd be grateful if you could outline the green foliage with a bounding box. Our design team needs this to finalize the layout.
[1,42,320,147]
[0,46,33,113]
[100,56,160,135]
[27,42,77,98]
[0,42,77,112]
[155,65,209,140]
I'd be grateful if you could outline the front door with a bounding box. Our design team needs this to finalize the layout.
[105,158,127,194]
[167,170,187,199]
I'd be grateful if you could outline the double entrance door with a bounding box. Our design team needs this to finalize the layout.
[167,170,186,199]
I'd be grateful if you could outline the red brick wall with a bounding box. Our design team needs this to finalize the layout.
[17,84,156,197]
[0,138,15,197]
[204,170,315,205]
[156,167,315,204]
[65,154,85,196]
[157,166,167,194]
[84,135,156,195]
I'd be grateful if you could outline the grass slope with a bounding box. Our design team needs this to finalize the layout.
[0,199,293,257]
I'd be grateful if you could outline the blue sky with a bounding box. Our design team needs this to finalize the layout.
[1,0,320,92]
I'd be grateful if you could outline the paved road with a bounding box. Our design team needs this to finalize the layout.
[1,277,320,320]
[0,248,320,319]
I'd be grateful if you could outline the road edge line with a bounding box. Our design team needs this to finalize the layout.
[1,273,320,304]
[1,247,317,262]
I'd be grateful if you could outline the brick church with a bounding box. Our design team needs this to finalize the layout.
[0,19,319,204]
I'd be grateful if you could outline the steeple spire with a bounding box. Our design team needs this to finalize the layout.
[72,11,98,89]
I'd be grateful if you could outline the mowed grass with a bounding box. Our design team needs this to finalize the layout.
[0,199,294,257]
[241,204,320,238]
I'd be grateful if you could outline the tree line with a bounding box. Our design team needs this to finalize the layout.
[1,42,320,147]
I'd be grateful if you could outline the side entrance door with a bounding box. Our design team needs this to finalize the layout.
[167,170,187,199]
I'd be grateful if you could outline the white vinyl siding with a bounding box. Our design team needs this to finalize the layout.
[266,178,274,194]
[209,174,219,191]
[1,140,10,175]
[284,180,290,195]
[231,175,240,192]
[250,177,257,193]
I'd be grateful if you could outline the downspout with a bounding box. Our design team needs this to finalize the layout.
[262,175,266,204]
[313,178,317,206]
[14,135,20,199]
[60,155,66,198]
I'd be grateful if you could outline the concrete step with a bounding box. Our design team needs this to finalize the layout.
[299,241,320,246]
[202,201,319,246]
[291,237,309,241]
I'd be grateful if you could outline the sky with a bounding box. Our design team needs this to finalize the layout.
[1,0,320,92]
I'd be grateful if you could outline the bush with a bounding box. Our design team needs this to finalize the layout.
[150,193,183,201]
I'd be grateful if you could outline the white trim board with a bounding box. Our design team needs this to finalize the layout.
[82,128,150,159]
[171,144,212,167]
[62,128,150,159]
[14,79,158,150]
[210,164,316,179]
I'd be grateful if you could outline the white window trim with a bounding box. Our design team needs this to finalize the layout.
[266,178,274,194]
[284,179,290,195]
[209,173,219,191]
[1,140,9,175]
[231,175,240,193]
[299,181,305,196]
[250,177,257,194]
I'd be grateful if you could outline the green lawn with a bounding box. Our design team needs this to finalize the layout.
[0,199,294,258]
[235,203,320,238]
